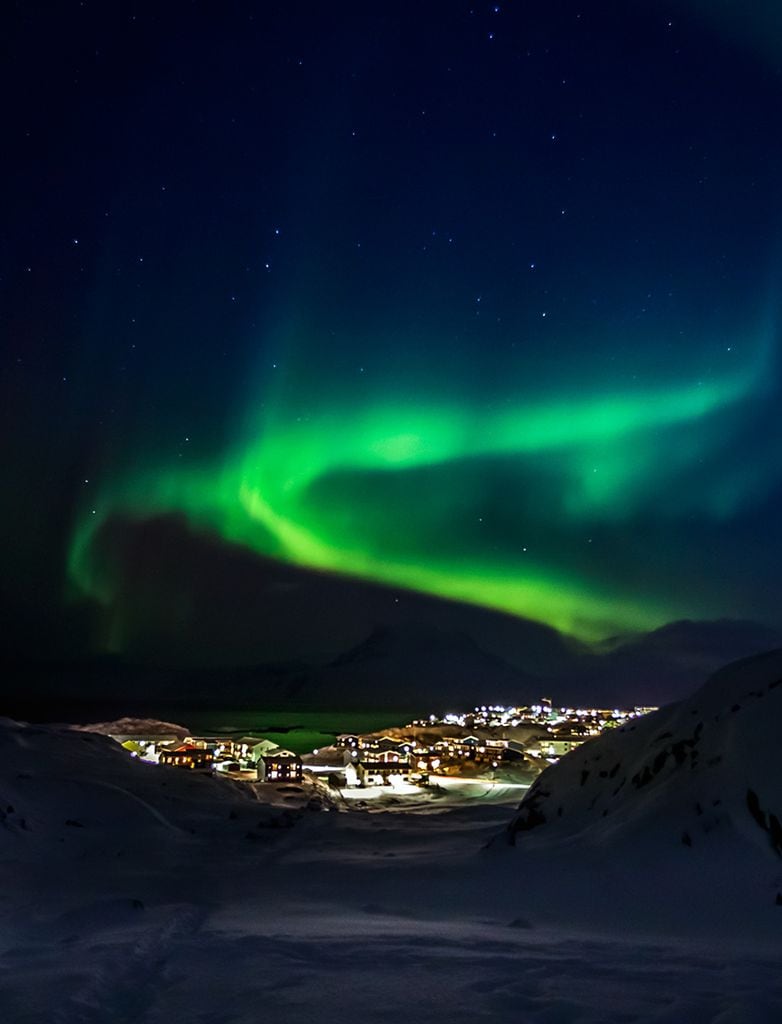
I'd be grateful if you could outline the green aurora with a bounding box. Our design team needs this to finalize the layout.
[68,320,775,645]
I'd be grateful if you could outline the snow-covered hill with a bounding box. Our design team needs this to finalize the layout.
[504,649,782,915]
[0,716,283,862]
[66,716,190,738]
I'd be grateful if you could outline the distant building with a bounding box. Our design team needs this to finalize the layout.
[361,735,406,753]
[182,735,280,760]
[434,735,484,760]
[244,738,281,762]
[344,737,409,766]
[526,736,584,760]
[454,735,482,756]
[108,731,183,763]
[110,730,183,747]
[259,749,303,783]
[159,745,214,770]
[366,747,406,764]
[355,759,412,787]
[485,738,508,750]
[336,734,359,749]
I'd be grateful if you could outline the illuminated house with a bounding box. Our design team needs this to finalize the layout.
[354,746,406,765]
[445,735,481,758]
[106,730,185,763]
[434,735,484,760]
[525,736,584,760]
[258,749,303,783]
[173,735,281,760]
[343,737,409,766]
[336,734,359,749]
[110,730,183,749]
[159,745,214,770]
[354,759,412,787]
[360,735,406,753]
[243,738,281,762]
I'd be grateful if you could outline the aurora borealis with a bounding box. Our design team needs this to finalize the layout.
[5,1,782,676]
[69,319,776,643]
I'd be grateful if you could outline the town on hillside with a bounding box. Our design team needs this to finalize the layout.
[88,700,656,800]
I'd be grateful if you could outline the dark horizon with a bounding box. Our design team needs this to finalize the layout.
[4,609,781,725]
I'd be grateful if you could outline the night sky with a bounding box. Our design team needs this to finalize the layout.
[4,1,782,674]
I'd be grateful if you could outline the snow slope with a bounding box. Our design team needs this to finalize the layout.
[502,649,782,930]
[0,716,311,869]
[66,717,190,739]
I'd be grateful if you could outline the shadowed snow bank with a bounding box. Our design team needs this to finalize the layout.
[497,649,782,936]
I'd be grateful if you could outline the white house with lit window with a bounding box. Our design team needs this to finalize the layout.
[344,759,412,787]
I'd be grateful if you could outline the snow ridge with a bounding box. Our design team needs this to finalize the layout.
[506,650,782,897]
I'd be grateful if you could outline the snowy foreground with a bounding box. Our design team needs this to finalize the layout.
[2,656,782,1022]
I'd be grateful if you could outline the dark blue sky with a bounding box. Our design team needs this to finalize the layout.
[3,1,782,669]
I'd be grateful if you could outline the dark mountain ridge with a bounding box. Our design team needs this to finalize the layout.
[2,617,780,721]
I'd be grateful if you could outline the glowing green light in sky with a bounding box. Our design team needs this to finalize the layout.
[68,323,774,643]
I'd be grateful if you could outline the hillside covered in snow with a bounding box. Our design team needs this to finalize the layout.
[503,649,782,927]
